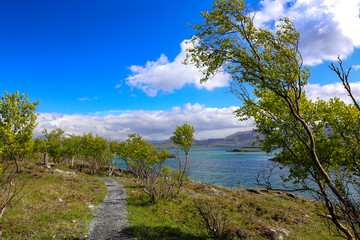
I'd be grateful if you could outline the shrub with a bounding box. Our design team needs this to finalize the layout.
[193,197,233,238]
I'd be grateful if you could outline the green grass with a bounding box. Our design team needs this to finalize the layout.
[0,160,342,239]
[0,161,107,239]
[120,180,341,240]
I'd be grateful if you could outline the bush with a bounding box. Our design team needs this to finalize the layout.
[193,197,233,238]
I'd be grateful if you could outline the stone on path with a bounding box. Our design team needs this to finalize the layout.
[89,177,137,240]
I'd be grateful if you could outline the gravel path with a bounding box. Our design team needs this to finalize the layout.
[89,177,137,240]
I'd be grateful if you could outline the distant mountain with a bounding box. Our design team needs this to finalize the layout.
[151,130,261,148]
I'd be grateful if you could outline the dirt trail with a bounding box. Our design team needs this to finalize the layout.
[89,177,137,240]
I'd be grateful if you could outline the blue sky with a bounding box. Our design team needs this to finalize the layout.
[1,0,360,140]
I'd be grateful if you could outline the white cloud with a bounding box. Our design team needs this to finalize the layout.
[305,81,360,103]
[115,83,121,88]
[353,65,360,70]
[77,97,98,101]
[126,40,230,97]
[125,1,360,96]
[34,104,254,141]
[78,97,90,101]
[254,0,360,66]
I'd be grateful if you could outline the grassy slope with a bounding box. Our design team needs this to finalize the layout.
[1,161,342,240]
[118,178,340,240]
[0,162,106,239]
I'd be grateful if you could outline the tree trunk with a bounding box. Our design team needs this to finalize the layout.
[71,155,75,167]
[43,152,48,166]
[108,163,114,176]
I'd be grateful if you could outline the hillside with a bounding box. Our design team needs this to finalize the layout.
[2,159,341,239]
[152,130,261,148]
[123,178,339,239]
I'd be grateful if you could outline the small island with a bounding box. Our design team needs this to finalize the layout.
[226,148,262,152]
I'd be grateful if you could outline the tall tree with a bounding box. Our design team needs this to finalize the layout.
[0,92,39,236]
[120,133,171,201]
[62,135,82,167]
[80,133,108,175]
[186,0,360,238]
[121,133,166,179]
[42,128,65,164]
[170,123,195,189]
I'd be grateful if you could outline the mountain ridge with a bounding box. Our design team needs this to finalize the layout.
[151,130,261,148]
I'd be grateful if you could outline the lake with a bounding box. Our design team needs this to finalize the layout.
[118,146,356,199]
[164,146,288,190]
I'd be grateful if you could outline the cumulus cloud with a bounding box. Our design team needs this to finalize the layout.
[126,40,230,97]
[125,1,359,96]
[34,104,254,141]
[353,65,360,70]
[305,82,360,103]
[254,0,360,65]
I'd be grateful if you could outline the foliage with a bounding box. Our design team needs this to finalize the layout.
[186,0,360,238]
[170,123,195,156]
[62,135,82,167]
[144,165,182,202]
[42,128,65,164]
[35,130,121,175]
[170,123,195,192]
[0,92,39,161]
[121,134,168,180]
[80,133,109,175]
[120,133,176,201]
[0,91,39,236]
[107,140,123,176]
[194,197,232,238]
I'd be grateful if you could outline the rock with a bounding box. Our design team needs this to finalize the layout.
[57,198,63,202]
[204,184,217,192]
[257,220,266,226]
[287,193,300,199]
[37,162,55,168]
[54,169,76,175]
[88,203,97,212]
[234,228,253,239]
[274,227,290,237]
[269,229,283,240]
[80,233,88,239]
[247,188,262,194]
[262,228,283,240]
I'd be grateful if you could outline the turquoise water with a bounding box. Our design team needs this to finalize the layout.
[117,146,358,199]
[164,146,288,190]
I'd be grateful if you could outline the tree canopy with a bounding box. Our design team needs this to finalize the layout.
[0,91,39,228]
[186,0,360,238]
[0,92,39,161]
[170,123,195,155]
